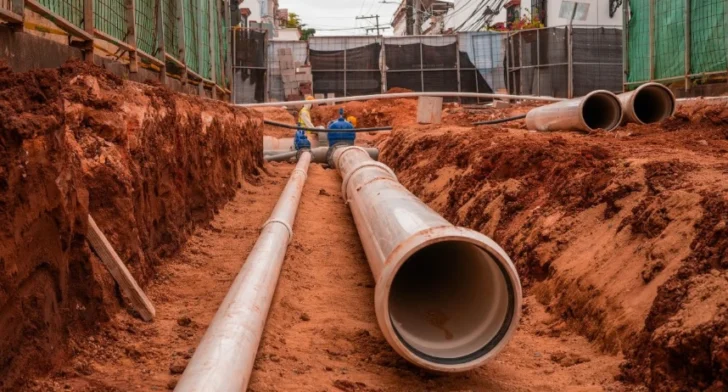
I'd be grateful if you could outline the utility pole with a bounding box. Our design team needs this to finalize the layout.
[413,0,421,35]
[356,14,387,36]
[406,0,413,35]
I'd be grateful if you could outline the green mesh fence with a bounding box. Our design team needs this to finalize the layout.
[199,0,211,79]
[94,0,126,41]
[39,0,84,27]
[135,0,156,55]
[628,0,728,83]
[627,0,650,83]
[691,0,726,74]
[183,0,199,73]
[163,0,179,60]
[212,0,223,84]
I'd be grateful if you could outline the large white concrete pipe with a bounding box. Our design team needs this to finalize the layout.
[331,146,522,372]
[617,82,676,125]
[174,151,311,392]
[525,90,623,132]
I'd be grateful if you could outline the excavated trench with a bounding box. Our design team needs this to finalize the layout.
[2,62,728,391]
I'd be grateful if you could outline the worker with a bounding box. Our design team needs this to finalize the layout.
[298,95,316,129]
[346,116,358,128]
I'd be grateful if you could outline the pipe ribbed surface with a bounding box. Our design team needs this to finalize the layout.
[617,82,676,125]
[332,146,522,372]
[525,90,623,132]
[174,152,311,392]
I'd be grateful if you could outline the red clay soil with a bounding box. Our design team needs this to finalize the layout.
[378,99,728,391]
[0,61,262,390]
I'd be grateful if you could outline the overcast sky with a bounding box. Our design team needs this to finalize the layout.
[278,0,401,36]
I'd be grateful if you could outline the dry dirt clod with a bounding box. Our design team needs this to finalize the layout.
[177,316,192,327]
[319,188,331,196]
[300,312,311,321]
[169,359,187,375]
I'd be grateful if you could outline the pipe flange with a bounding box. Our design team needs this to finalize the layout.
[262,219,294,244]
[291,168,308,180]
[341,161,398,200]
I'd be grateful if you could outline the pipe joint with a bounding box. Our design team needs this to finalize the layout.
[261,219,294,243]
[341,161,398,200]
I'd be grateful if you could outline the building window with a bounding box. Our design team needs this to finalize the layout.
[506,0,521,26]
[531,0,546,25]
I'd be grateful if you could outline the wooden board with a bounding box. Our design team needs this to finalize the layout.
[87,215,155,321]
[417,96,443,124]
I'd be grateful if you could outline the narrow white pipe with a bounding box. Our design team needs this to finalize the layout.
[332,146,522,372]
[175,152,311,392]
[238,92,565,108]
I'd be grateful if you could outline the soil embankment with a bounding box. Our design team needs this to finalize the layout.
[379,100,728,391]
[0,61,262,389]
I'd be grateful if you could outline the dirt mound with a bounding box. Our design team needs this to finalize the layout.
[0,60,263,389]
[255,106,298,138]
[379,104,728,391]
[311,97,418,129]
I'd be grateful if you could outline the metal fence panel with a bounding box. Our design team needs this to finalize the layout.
[233,29,266,104]
[310,36,382,98]
[135,0,156,55]
[183,0,199,73]
[94,0,126,41]
[163,0,180,60]
[267,40,307,102]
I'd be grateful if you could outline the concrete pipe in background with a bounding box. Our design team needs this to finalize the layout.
[618,82,676,125]
[175,152,311,392]
[525,90,623,132]
[332,146,522,372]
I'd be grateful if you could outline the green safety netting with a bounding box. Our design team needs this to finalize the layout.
[135,0,156,55]
[183,0,199,73]
[628,0,727,83]
[163,0,180,60]
[199,0,211,79]
[94,0,126,41]
[39,0,84,27]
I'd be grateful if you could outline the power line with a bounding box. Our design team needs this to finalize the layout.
[356,14,388,36]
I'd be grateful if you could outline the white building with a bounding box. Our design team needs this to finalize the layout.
[392,0,623,35]
[239,0,298,40]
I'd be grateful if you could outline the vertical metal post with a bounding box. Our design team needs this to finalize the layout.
[472,33,480,103]
[83,0,94,62]
[684,0,690,93]
[649,0,655,81]
[519,31,524,95]
[196,8,204,95]
[224,0,232,96]
[508,32,515,94]
[419,37,424,92]
[344,46,348,97]
[504,32,510,95]
[208,0,217,99]
[536,28,540,96]
[156,0,167,84]
[266,41,272,102]
[176,0,187,85]
[125,0,139,72]
[455,35,462,103]
[381,38,387,93]
[567,26,574,98]
[232,27,236,103]
[622,0,628,92]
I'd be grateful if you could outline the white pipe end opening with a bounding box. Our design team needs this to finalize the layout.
[375,228,522,372]
[632,83,676,124]
[581,91,623,131]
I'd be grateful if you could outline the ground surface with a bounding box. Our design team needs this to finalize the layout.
[7,64,728,391]
[28,164,624,392]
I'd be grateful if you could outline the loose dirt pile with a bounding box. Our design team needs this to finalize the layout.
[255,106,298,138]
[379,100,728,391]
[0,61,263,389]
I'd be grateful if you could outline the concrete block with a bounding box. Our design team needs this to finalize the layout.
[326,93,336,106]
[492,100,511,109]
[417,96,443,124]
[282,74,296,83]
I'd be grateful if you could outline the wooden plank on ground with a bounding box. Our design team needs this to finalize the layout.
[87,215,156,321]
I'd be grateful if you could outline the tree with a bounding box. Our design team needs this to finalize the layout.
[301,28,316,41]
[286,12,302,28]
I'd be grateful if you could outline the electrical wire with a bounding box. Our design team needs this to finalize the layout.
[472,114,526,126]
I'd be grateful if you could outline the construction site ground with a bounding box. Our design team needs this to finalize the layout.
[3,63,728,391]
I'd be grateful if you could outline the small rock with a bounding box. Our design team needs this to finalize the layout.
[325,366,333,371]
[169,359,187,374]
[269,354,281,363]
[534,351,542,358]
[698,139,709,146]
[177,317,192,327]
[711,269,721,277]
[300,313,311,322]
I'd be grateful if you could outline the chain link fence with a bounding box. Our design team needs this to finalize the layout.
[233,29,623,103]
[625,0,728,96]
[508,26,621,99]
